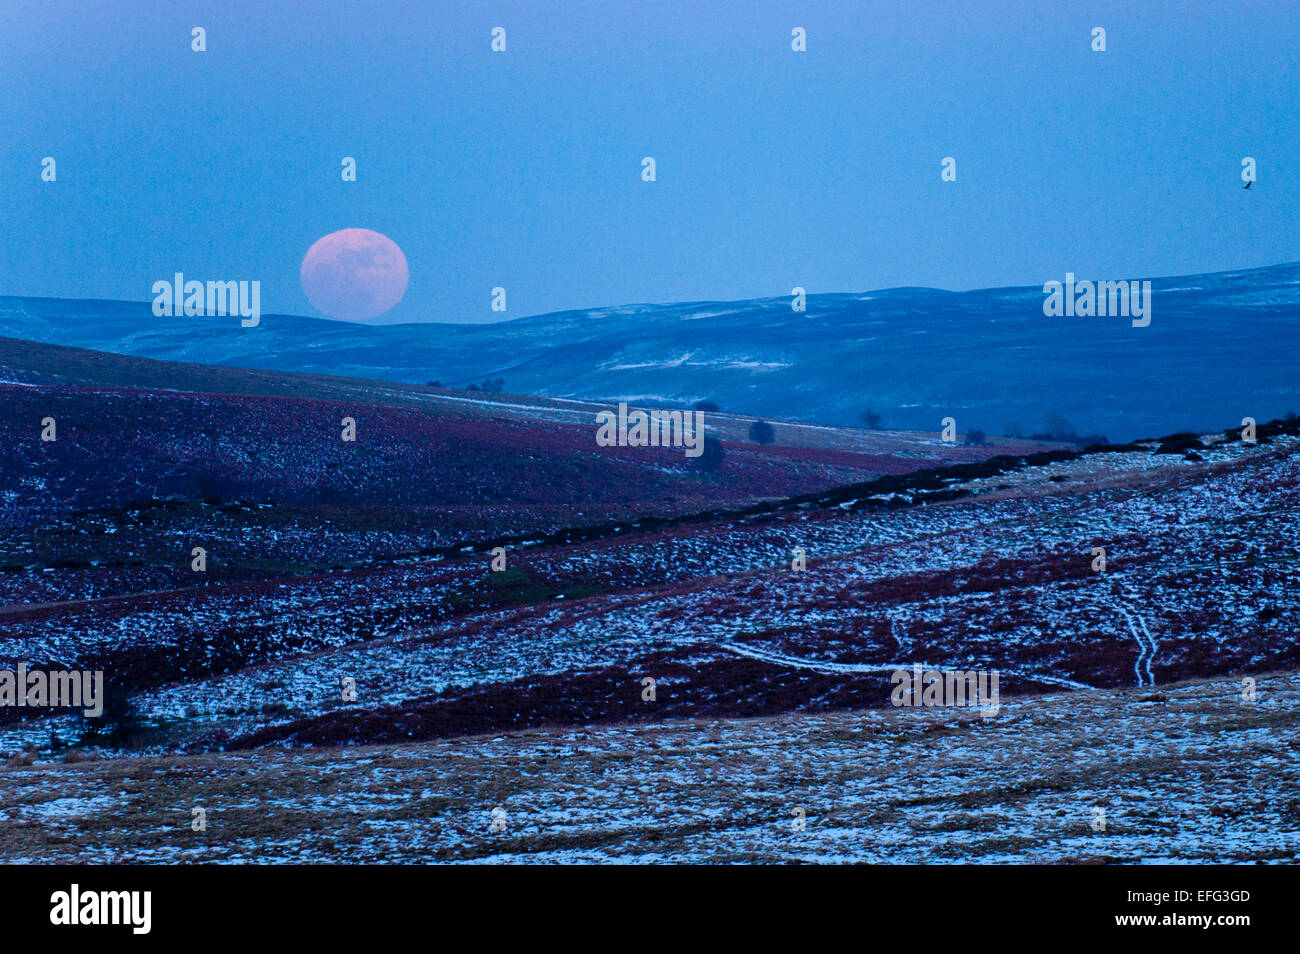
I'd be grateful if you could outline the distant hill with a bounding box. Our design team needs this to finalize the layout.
[4,262,1300,440]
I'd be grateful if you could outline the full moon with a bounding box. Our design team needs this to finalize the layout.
[300,228,409,321]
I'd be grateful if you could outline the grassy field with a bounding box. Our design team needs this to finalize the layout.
[1,670,1295,864]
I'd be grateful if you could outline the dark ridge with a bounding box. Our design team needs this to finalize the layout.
[224,651,1083,751]
[1155,435,1205,454]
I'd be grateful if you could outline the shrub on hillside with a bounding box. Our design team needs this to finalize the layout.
[749,420,776,445]
[695,436,726,473]
[860,409,884,430]
[76,674,142,748]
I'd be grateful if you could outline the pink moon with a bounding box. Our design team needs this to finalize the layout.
[300,228,409,321]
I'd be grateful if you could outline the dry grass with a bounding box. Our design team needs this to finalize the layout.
[0,670,1296,864]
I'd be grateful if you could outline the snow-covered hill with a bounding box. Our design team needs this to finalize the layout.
[4,261,1300,440]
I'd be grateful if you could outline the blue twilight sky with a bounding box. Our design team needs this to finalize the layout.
[2,0,1297,324]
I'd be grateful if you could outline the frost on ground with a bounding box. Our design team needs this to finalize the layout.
[0,671,1295,864]
[1,346,1298,864]
[1,427,1297,756]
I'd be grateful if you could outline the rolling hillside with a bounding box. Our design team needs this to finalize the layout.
[1,337,1296,755]
[1,336,1297,866]
[4,262,1300,441]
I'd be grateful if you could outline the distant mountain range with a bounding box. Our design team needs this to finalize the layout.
[3,262,1299,441]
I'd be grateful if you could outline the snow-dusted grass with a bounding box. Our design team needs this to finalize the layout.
[0,671,1295,864]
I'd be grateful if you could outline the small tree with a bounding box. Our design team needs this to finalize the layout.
[965,428,986,446]
[860,409,884,430]
[695,436,726,473]
[76,674,141,748]
[694,400,720,412]
[749,419,776,445]
[1042,413,1077,442]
